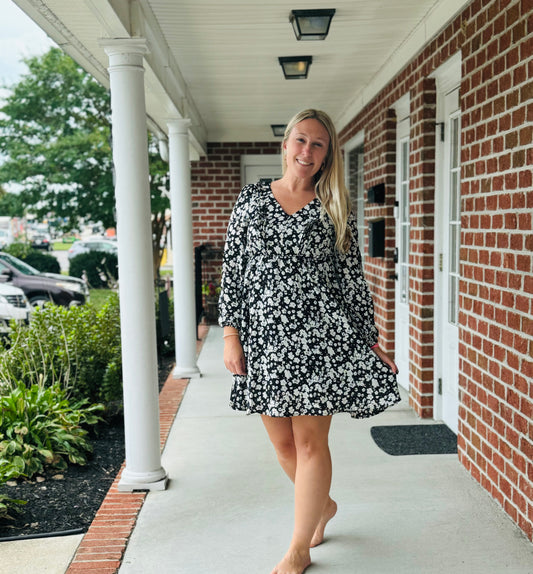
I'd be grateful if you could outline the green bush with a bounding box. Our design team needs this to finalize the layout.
[0,382,103,480]
[69,251,118,289]
[0,294,122,404]
[23,250,60,274]
[3,242,60,274]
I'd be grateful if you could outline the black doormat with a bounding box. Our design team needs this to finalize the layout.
[370,424,457,456]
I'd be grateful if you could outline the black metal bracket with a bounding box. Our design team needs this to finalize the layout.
[435,122,445,142]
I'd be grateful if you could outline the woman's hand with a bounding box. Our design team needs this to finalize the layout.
[372,345,399,374]
[224,336,247,375]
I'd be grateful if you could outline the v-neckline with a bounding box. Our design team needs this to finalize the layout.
[268,184,318,216]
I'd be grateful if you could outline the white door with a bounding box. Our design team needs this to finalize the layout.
[394,118,410,390]
[435,87,461,432]
[241,155,282,186]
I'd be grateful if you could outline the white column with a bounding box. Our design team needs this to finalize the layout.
[167,119,201,378]
[102,39,167,491]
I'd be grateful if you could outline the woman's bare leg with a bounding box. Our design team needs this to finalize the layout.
[264,415,333,574]
[261,415,337,548]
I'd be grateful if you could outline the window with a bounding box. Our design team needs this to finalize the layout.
[448,113,461,325]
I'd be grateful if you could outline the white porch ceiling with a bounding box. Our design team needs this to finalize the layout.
[13,0,470,157]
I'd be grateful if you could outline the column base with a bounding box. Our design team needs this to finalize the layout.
[118,467,169,492]
[173,365,201,379]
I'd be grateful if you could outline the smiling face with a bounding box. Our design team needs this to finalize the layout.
[283,118,330,181]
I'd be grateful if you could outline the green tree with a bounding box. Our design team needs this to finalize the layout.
[0,48,170,278]
[0,47,114,229]
[148,136,171,279]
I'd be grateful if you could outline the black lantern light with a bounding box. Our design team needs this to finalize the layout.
[271,124,287,137]
[278,56,313,79]
[289,9,336,41]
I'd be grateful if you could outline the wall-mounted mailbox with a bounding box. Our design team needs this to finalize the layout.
[368,218,385,258]
[367,182,385,204]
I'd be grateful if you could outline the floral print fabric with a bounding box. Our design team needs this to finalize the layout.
[219,182,400,418]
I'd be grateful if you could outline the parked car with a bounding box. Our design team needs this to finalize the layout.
[0,252,89,308]
[29,232,52,251]
[68,238,118,260]
[0,282,32,335]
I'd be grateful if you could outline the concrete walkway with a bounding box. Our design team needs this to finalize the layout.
[118,327,533,574]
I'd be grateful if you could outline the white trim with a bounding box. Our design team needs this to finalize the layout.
[343,129,365,153]
[392,93,411,123]
[430,51,462,100]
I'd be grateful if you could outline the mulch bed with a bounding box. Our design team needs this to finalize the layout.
[0,354,176,541]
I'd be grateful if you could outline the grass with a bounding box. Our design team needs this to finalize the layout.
[52,242,71,251]
[88,289,115,311]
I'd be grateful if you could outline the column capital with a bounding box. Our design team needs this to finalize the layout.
[99,38,149,67]
[167,118,192,135]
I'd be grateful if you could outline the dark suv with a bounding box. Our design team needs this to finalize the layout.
[0,252,89,308]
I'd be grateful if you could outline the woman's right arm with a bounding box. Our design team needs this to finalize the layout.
[218,185,254,375]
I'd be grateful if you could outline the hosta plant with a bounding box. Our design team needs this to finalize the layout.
[0,381,103,480]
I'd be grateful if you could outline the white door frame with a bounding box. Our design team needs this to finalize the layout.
[432,52,462,431]
[393,94,410,390]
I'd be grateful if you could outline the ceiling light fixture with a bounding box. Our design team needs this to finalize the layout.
[278,56,313,79]
[271,124,287,137]
[289,9,336,41]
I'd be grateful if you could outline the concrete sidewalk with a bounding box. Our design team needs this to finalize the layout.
[118,327,533,574]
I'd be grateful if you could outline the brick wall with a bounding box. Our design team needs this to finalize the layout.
[338,0,532,541]
[458,0,532,542]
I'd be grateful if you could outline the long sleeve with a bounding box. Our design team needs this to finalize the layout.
[218,184,254,330]
[335,213,379,347]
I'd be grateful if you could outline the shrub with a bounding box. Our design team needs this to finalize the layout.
[3,242,60,273]
[69,251,118,289]
[0,382,103,480]
[23,250,60,274]
[0,295,122,404]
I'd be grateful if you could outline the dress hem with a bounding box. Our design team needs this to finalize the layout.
[229,395,401,420]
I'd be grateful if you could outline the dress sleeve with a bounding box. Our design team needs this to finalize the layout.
[218,184,254,330]
[335,213,379,347]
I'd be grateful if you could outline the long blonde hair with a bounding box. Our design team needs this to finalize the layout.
[282,109,352,252]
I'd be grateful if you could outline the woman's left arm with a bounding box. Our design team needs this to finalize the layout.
[336,214,398,373]
[336,213,379,347]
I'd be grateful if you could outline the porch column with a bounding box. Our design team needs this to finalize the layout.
[167,119,201,378]
[102,39,167,491]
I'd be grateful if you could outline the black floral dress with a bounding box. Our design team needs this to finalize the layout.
[218,182,400,418]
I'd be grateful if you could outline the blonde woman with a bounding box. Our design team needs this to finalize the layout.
[219,109,400,574]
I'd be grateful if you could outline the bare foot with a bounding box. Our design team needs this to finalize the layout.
[310,498,337,548]
[271,548,311,574]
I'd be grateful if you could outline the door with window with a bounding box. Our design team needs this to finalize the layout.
[394,117,410,390]
[435,87,461,432]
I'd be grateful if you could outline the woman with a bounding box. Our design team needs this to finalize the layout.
[219,109,400,574]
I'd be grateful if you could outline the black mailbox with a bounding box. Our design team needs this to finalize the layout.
[368,219,385,258]
[367,182,385,204]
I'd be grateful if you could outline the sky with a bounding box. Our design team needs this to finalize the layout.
[0,0,56,99]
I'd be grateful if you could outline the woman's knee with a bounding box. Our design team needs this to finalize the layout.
[292,417,331,459]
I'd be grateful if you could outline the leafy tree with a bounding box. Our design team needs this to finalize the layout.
[148,136,171,279]
[0,47,114,229]
[0,48,171,278]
